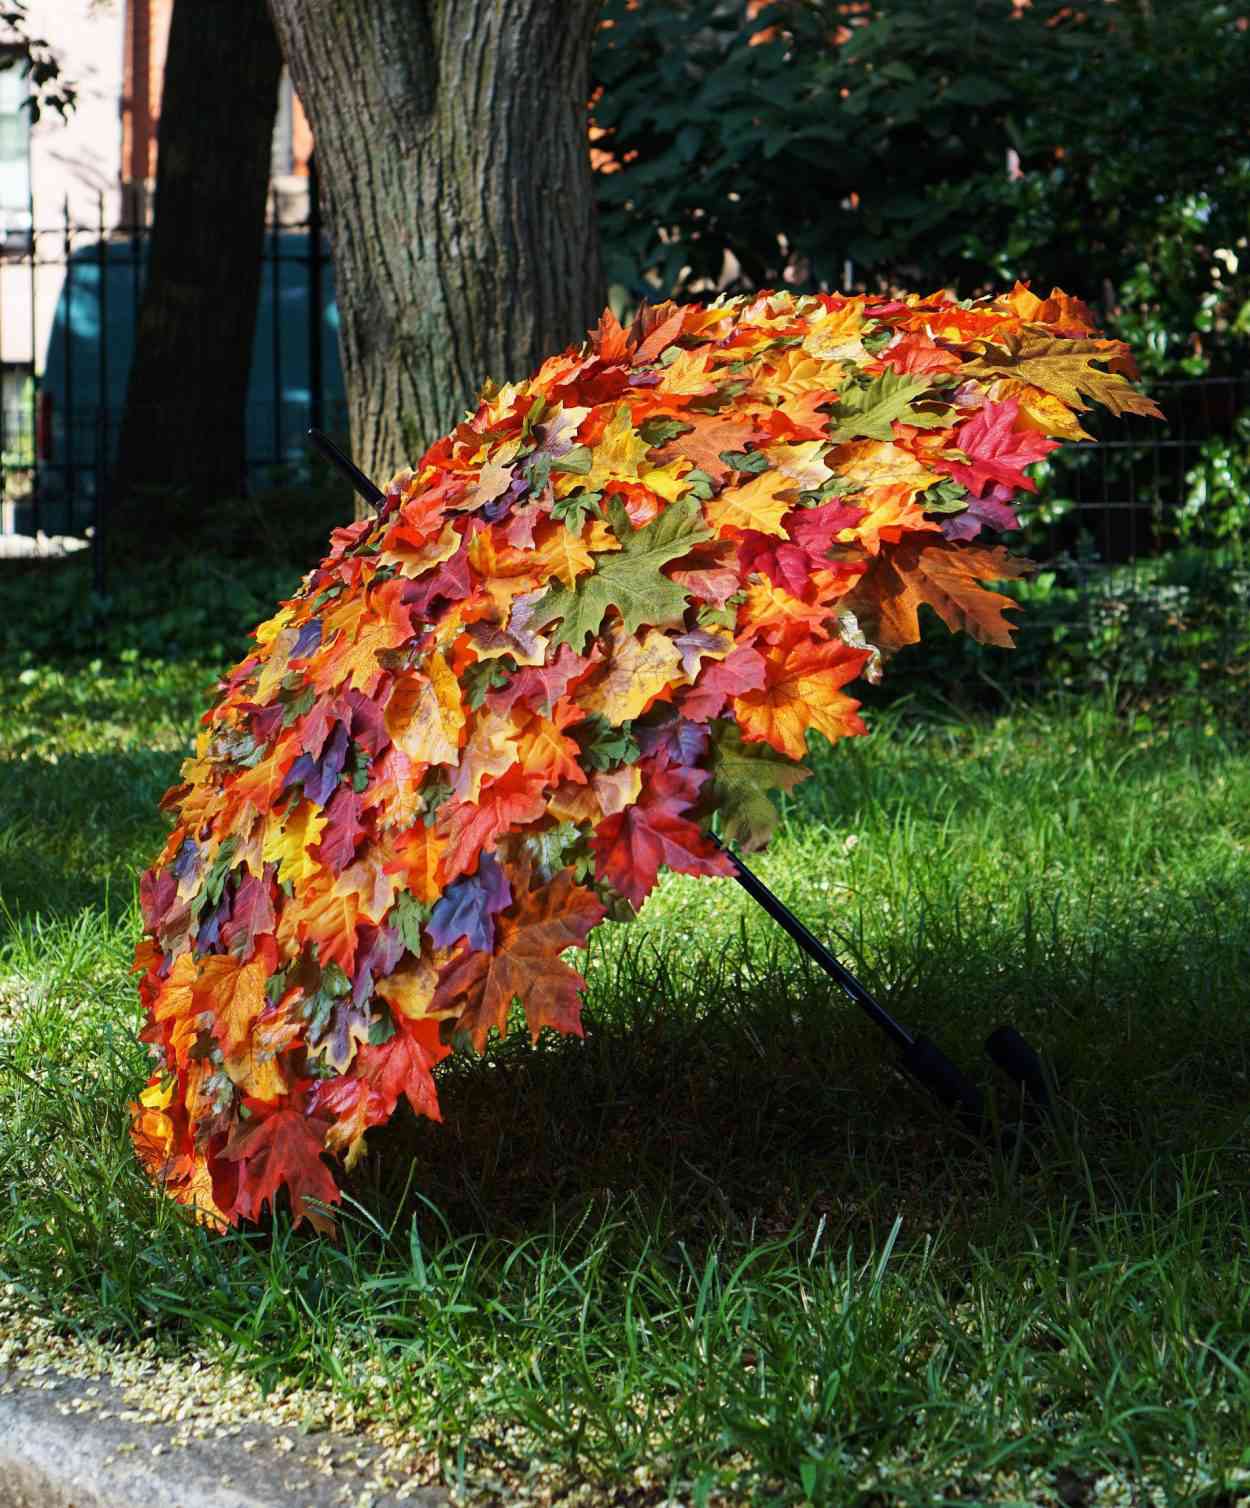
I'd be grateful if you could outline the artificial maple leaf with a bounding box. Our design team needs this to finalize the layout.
[590,764,731,909]
[311,786,367,876]
[486,642,593,716]
[513,701,587,786]
[433,867,606,1050]
[707,720,811,852]
[653,408,770,483]
[278,874,360,976]
[986,378,1093,442]
[385,652,465,765]
[380,823,448,903]
[578,623,684,725]
[962,334,1164,418]
[221,872,276,961]
[706,467,800,538]
[532,496,711,651]
[679,645,768,722]
[378,516,462,578]
[200,938,278,1060]
[225,1106,341,1233]
[374,951,441,1022]
[844,537,1032,651]
[733,638,869,760]
[260,798,328,888]
[938,399,1060,496]
[572,403,650,494]
[451,708,521,803]
[435,767,550,882]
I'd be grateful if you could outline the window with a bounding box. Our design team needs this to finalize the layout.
[0,64,31,243]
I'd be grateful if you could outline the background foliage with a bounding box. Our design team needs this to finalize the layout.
[591,0,1250,381]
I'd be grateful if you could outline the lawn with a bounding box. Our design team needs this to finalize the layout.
[1,653,1249,1506]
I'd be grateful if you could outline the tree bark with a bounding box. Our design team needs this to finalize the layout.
[111,0,283,547]
[266,0,606,516]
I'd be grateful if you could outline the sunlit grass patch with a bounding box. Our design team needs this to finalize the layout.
[1,673,1249,1504]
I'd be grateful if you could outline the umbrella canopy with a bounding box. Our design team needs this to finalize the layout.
[132,286,1161,1231]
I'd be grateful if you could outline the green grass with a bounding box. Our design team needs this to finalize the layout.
[2,660,1250,1505]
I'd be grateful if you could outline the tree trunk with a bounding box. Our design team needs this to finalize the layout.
[111,0,283,548]
[266,0,606,517]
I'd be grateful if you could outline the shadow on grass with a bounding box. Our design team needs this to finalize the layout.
[0,749,178,933]
[346,910,1250,1261]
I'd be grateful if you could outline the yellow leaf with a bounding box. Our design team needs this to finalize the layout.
[254,625,299,704]
[222,1040,287,1100]
[801,301,868,362]
[375,953,441,1021]
[654,346,717,397]
[706,467,799,537]
[451,709,521,803]
[987,378,1093,441]
[962,334,1163,418]
[261,798,328,887]
[385,652,465,766]
[831,439,939,492]
[766,439,834,491]
[575,404,650,495]
[640,458,694,503]
[579,623,684,725]
[254,604,296,647]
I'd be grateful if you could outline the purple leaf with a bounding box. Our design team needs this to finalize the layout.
[427,851,512,953]
[283,720,349,806]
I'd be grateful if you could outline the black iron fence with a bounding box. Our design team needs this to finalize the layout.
[0,164,346,551]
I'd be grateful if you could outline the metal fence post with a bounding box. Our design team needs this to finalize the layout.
[307,151,323,438]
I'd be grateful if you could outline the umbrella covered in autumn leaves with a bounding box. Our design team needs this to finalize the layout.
[132,285,1161,1232]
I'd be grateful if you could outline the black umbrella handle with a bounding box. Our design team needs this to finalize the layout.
[308,428,385,509]
[718,843,913,1049]
[719,842,985,1129]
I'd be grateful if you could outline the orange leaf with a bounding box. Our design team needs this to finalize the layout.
[843,538,1033,652]
[733,639,869,759]
[433,868,606,1050]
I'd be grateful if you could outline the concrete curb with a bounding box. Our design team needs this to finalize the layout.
[0,1369,450,1508]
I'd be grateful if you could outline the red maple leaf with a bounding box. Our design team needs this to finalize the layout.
[679,645,768,722]
[435,766,550,882]
[220,871,276,961]
[939,398,1059,496]
[590,764,732,909]
[224,1106,341,1233]
[310,786,367,876]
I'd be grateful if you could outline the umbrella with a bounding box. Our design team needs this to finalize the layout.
[132,286,1161,1232]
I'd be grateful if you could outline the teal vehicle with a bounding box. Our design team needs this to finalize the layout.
[27,228,345,536]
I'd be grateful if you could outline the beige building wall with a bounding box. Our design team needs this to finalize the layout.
[2,0,127,371]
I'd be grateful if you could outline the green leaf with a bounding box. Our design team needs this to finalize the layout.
[708,721,810,853]
[827,371,951,442]
[639,415,692,446]
[719,449,771,474]
[462,657,513,710]
[531,495,711,652]
[550,445,594,476]
[920,478,971,515]
[575,713,641,772]
[390,891,431,954]
[551,490,604,533]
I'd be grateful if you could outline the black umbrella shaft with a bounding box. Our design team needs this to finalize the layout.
[308,428,385,509]
[721,845,914,1051]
